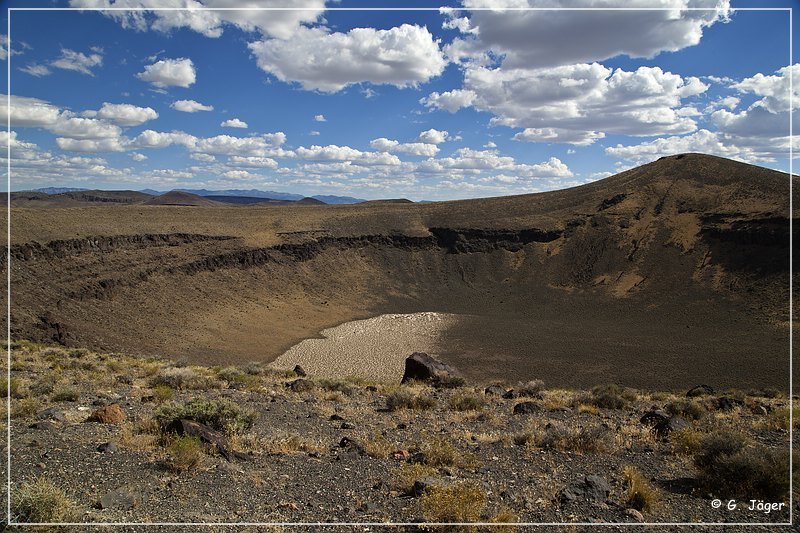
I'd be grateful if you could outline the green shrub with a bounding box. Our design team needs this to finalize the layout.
[166,435,203,473]
[151,384,174,403]
[155,398,257,435]
[12,477,78,523]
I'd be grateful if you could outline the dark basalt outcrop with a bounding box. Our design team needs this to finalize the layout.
[9,233,235,262]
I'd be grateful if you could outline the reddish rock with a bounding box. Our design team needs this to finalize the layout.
[86,403,125,424]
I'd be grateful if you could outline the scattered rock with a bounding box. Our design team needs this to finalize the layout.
[559,475,611,503]
[338,436,366,456]
[86,404,125,424]
[408,452,427,465]
[411,477,447,497]
[392,450,410,460]
[686,385,714,397]
[29,421,58,431]
[401,352,460,387]
[329,414,345,421]
[37,407,66,422]
[341,422,356,430]
[502,389,516,399]
[716,397,743,411]
[98,486,141,510]
[293,365,307,377]
[484,384,507,396]
[97,442,118,453]
[654,415,689,439]
[640,409,669,427]
[513,401,542,415]
[625,508,645,522]
[358,501,379,513]
[287,379,315,393]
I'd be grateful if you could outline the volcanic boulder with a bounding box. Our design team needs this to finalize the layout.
[401,352,461,387]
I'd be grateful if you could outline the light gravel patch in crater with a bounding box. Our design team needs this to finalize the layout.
[270,312,460,382]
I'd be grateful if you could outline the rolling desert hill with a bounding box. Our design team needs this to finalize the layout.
[9,189,153,207]
[6,153,797,390]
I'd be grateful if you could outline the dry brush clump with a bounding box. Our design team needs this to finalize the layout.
[263,432,324,456]
[420,481,487,523]
[623,466,659,512]
[694,430,790,501]
[12,477,79,524]
[514,420,616,454]
[149,367,216,391]
[386,389,437,411]
[448,392,486,412]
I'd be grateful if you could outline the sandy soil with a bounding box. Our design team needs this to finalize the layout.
[271,312,459,381]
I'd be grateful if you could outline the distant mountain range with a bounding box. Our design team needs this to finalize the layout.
[33,187,366,205]
[33,187,90,195]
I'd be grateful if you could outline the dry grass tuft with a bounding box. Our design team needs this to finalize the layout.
[264,432,324,456]
[386,390,436,411]
[393,463,438,494]
[420,481,486,523]
[12,477,79,524]
[623,466,659,512]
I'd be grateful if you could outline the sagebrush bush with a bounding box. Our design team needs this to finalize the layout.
[12,477,78,523]
[155,398,257,435]
[150,367,212,390]
[516,379,545,397]
[694,431,790,500]
[670,427,704,456]
[420,482,486,522]
[534,422,614,454]
[588,384,629,409]
[386,390,436,411]
[51,386,80,402]
[763,406,800,430]
[666,399,706,420]
[318,379,354,395]
[448,393,486,412]
[623,466,659,512]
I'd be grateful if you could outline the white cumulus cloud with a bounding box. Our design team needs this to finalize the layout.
[248,25,447,92]
[221,118,248,128]
[137,58,196,88]
[97,102,158,126]
[171,99,214,113]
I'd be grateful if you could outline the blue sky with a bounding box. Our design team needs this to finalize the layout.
[1,1,797,200]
